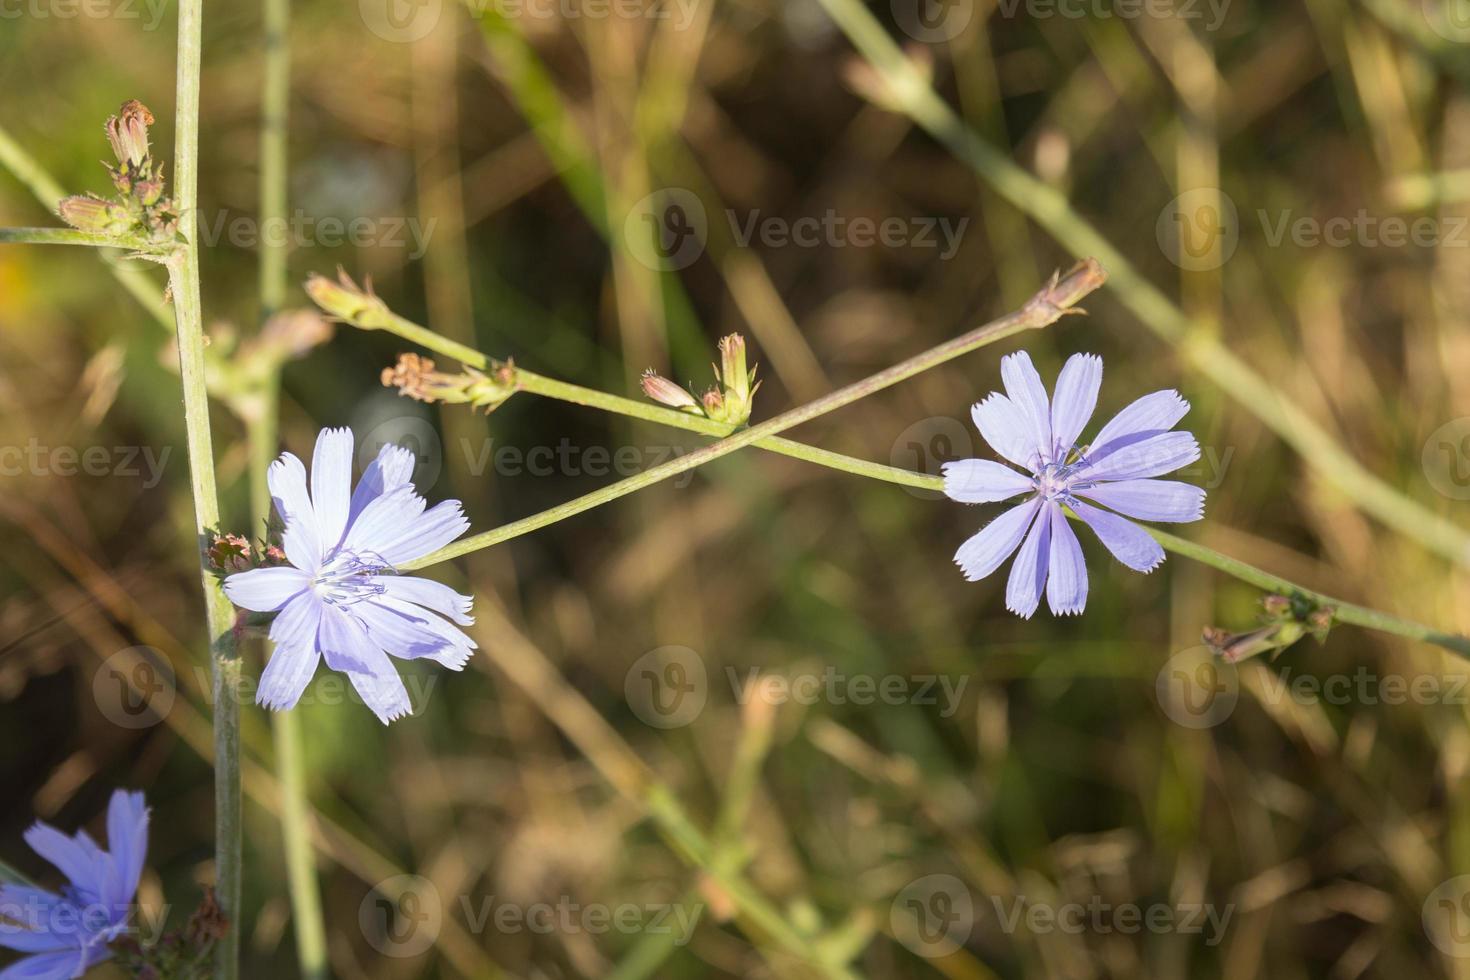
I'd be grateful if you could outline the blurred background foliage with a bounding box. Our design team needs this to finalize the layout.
[4,0,1470,976]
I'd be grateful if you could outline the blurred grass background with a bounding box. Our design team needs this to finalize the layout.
[4,0,1470,976]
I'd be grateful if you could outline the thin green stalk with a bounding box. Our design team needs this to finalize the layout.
[402,260,1106,568]
[0,227,164,250]
[256,0,326,969]
[1145,526,1470,656]
[813,0,1470,569]
[170,1,243,976]
[330,267,1470,658]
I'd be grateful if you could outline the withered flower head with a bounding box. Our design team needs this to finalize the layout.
[106,100,154,169]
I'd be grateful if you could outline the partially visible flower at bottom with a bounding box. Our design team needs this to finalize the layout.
[944,351,1206,618]
[0,790,149,980]
[223,427,477,724]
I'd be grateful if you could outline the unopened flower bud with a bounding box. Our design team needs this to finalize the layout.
[1203,621,1307,664]
[58,195,135,236]
[640,369,699,411]
[701,386,726,418]
[719,334,749,403]
[305,269,389,325]
[105,100,153,169]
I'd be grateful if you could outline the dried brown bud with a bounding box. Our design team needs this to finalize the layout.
[207,533,254,574]
[382,353,516,412]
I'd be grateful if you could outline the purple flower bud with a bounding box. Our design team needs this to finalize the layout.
[105,100,153,169]
[640,369,699,410]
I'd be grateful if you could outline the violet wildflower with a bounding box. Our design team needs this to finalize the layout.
[944,352,1205,617]
[0,790,149,980]
[223,428,476,724]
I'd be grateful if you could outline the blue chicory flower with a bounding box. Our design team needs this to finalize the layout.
[0,790,149,980]
[944,352,1206,617]
[223,428,476,724]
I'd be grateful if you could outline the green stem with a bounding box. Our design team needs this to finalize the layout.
[812,0,1470,569]
[255,0,326,970]
[339,269,1470,658]
[1145,526,1470,657]
[401,260,1105,569]
[0,227,164,250]
[170,2,243,976]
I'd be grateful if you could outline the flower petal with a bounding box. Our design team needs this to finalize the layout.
[341,486,426,562]
[315,605,377,676]
[349,600,452,661]
[222,567,308,612]
[0,888,69,953]
[310,427,355,551]
[1075,431,1200,482]
[1049,353,1102,456]
[971,393,1038,470]
[1076,479,1205,523]
[267,453,320,567]
[104,791,148,908]
[1089,389,1190,453]
[1005,502,1052,619]
[942,459,1033,504]
[999,351,1052,463]
[347,665,413,726]
[0,950,84,978]
[372,575,475,626]
[1070,499,1165,572]
[21,825,99,899]
[953,498,1040,582]
[258,593,324,711]
[348,443,417,525]
[376,501,471,567]
[1045,505,1088,615]
[365,596,476,670]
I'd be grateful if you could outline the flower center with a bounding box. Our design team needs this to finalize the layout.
[1035,460,1074,500]
[311,549,389,606]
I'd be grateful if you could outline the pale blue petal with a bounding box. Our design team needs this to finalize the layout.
[1076,431,1200,482]
[953,499,1040,582]
[310,428,354,551]
[267,453,319,567]
[999,351,1052,463]
[1045,505,1088,616]
[970,394,1037,470]
[942,459,1033,504]
[222,567,308,612]
[316,606,377,676]
[331,639,413,724]
[1005,501,1052,619]
[1088,389,1189,454]
[0,951,81,980]
[258,593,324,711]
[1076,479,1205,523]
[372,595,476,669]
[350,600,453,661]
[341,487,425,561]
[348,444,416,524]
[1070,499,1165,572]
[104,791,148,908]
[21,826,100,899]
[0,928,71,954]
[375,501,471,566]
[372,576,474,626]
[1049,353,1102,456]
